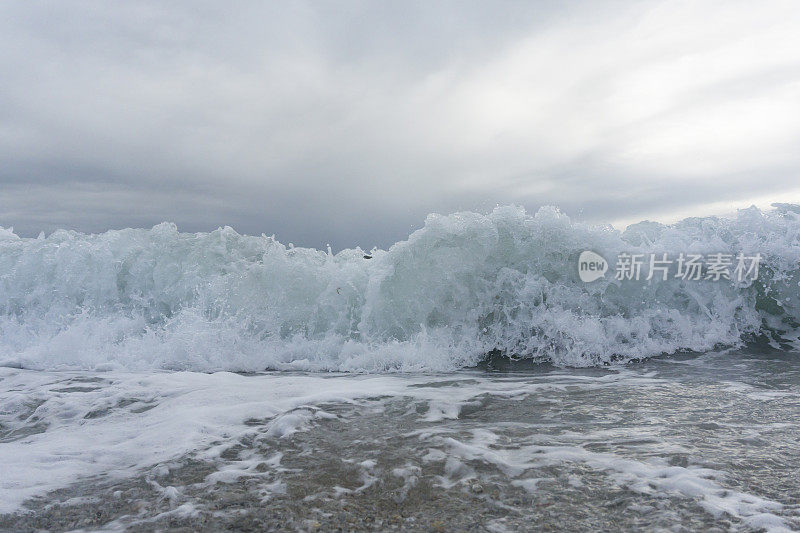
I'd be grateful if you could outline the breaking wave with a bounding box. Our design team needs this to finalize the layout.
[1,205,799,372]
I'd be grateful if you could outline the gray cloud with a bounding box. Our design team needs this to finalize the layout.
[1,0,799,249]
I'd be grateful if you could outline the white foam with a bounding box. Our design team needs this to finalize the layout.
[422,429,789,530]
[0,368,637,513]
[1,204,799,371]
[0,369,424,513]
[0,367,792,530]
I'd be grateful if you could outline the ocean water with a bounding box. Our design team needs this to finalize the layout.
[1,205,799,531]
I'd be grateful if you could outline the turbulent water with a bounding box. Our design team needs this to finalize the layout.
[2,204,800,531]
[1,349,799,531]
[1,204,799,372]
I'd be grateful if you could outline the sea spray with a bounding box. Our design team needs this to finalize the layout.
[1,205,798,371]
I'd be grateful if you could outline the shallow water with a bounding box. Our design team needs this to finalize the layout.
[1,349,799,531]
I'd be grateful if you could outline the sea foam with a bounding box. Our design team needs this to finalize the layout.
[1,205,798,371]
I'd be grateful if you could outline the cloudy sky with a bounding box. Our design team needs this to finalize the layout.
[1,1,799,249]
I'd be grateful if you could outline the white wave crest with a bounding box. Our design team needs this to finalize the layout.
[1,205,799,371]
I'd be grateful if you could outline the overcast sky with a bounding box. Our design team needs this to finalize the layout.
[1,1,799,249]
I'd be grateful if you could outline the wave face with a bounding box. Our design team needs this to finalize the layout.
[1,205,799,372]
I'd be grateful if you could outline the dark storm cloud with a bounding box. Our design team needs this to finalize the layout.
[1,0,799,249]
